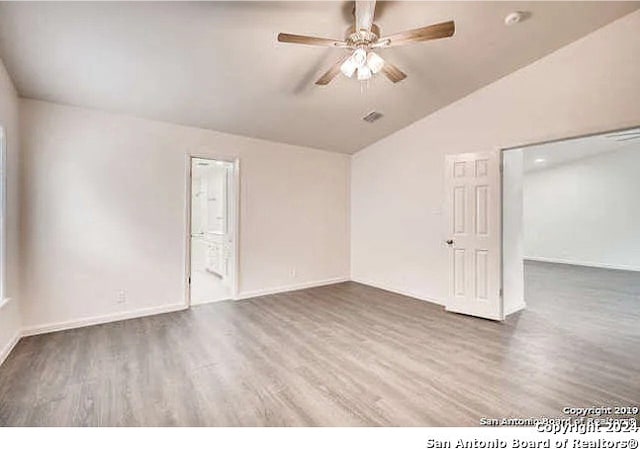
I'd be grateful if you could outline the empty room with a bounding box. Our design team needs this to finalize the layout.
[502,129,640,342]
[0,0,639,438]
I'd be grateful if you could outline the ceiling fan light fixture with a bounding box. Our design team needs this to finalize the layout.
[366,51,384,74]
[278,1,455,86]
[352,48,367,67]
[340,56,358,78]
[357,64,372,81]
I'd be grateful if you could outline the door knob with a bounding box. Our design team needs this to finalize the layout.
[446,239,454,246]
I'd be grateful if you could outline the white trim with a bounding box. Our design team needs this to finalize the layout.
[0,298,21,367]
[0,126,6,301]
[524,256,640,273]
[236,277,349,300]
[21,303,188,337]
[189,297,229,307]
[0,328,20,367]
[184,155,192,307]
[504,300,526,316]
[351,278,444,306]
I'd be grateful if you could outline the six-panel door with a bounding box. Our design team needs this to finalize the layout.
[444,152,503,321]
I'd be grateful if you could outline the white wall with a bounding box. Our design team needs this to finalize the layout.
[524,145,640,271]
[0,57,22,363]
[19,100,350,332]
[351,11,640,305]
[502,149,525,315]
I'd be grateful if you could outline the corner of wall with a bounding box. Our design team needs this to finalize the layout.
[0,56,24,366]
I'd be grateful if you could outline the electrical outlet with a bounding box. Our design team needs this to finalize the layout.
[116,290,126,304]
[289,268,296,278]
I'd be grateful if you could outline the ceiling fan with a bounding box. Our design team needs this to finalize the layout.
[277,0,455,85]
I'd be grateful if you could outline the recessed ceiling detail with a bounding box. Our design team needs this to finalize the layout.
[0,1,637,154]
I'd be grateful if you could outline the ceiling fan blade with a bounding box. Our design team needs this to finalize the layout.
[375,20,455,47]
[315,55,351,86]
[355,1,376,32]
[381,62,407,83]
[277,33,346,47]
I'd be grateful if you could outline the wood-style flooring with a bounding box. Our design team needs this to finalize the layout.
[0,261,638,426]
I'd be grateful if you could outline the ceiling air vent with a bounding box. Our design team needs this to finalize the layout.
[362,111,383,123]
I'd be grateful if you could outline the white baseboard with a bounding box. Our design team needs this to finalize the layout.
[190,297,230,306]
[351,278,444,306]
[524,256,640,272]
[17,278,349,338]
[237,277,350,300]
[0,329,21,367]
[505,300,527,316]
[21,302,188,337]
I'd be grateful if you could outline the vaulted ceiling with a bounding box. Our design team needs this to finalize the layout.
[0,1,637,153]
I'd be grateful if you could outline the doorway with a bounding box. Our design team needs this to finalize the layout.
[444,126,640,322]
[501,126,640,326]
[188,157,238,305]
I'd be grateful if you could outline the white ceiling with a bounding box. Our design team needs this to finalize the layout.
[522,127,640,172]
[0,1,637,154]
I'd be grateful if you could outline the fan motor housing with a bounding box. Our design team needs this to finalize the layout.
[345,24,380,47]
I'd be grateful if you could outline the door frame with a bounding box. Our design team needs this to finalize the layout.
[498,124,640,316]
[184,154,240,307]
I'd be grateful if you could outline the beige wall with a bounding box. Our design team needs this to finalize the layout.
[0,57,21,361]
[351,11,640,304]
[524,144,640,272]
[19,100,350,331]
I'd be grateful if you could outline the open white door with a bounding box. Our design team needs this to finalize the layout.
[444,152,503,321]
